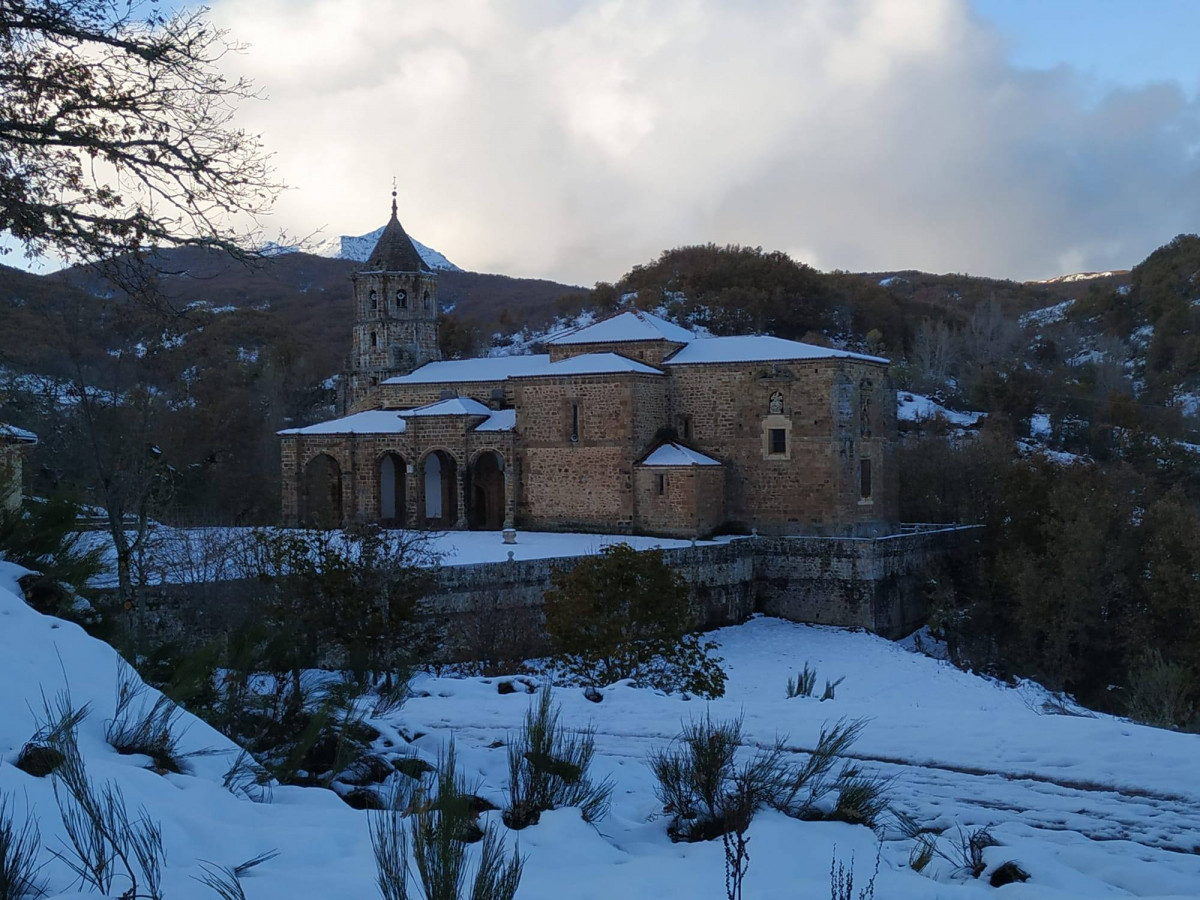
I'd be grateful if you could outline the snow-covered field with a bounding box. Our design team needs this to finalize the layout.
[3,560,1200,899]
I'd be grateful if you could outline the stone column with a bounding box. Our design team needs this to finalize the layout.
[455,461,468,530]
[502,466,515,530]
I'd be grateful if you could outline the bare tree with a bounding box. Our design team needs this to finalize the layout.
[0,0,280,266]
[1,2,282,603]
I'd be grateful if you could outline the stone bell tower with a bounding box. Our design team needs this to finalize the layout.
[344,191,441,412]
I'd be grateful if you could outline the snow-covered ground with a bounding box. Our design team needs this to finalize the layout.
[74,527,724,588]
[3,561,1200,899]
[897,393,984,428]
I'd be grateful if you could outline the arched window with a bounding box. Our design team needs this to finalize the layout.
[369,289,377,310]
[423,290,431,311]
[397,289,408,309]
[370,331,378,348]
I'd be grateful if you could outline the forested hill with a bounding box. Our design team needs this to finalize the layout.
[2,236,1197,526]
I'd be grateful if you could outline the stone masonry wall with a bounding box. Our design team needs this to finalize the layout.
[114,527,978,661]
[513,373,668,531]
[633,465,726,538]
[548,339,684,367]
[667,359,896,534]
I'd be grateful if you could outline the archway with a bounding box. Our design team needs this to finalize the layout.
[379,453,406,525]
[302,453,343,526]
[468,451,506,530]
[421,450,458,527]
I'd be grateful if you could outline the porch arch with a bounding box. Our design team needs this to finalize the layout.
[379,452,407,525]
[467,450,506,530]
[419,449,458,528]
[301,453,343,526]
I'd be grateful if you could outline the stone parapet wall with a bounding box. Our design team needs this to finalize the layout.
[111,526,978,662]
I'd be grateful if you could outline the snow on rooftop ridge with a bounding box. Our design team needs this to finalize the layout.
[277,409,407,436]
[383,355,552,385]
[400,397,492,417]
[547,310,695,346]
[665,335,887,366]
[0,422,37,443]
[509,352,664,378]
[475,409,516,432]
[640,442,721,467]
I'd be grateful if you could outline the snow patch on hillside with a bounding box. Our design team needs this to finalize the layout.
[1019,299,1075,328]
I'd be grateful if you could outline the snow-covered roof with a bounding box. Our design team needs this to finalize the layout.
[383,355,551,385]
[475,409,516,432]
[277,410,407,436]
[640,443,722,467]
[509,352,664,378]
[547,310,695,346]
[399,397,492,417]
[665,336,887,366]
[0,423,37,444]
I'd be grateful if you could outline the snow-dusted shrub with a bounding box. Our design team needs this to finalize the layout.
[0,496,107,609]
[543,543,726,698]
[648,713,788,842]
[0,794,44,900]
[829,848,879,900]
[192,851,280,900]
[370,742,523,900]
[829,765,891,828]
[770,718,866,821]
[104,664,187,774]
[502,685,612,830]
[785,663,817,698]
[51,732,165,899]
[17,689,89,779]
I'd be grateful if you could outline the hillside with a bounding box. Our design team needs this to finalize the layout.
[3,561,1199,899]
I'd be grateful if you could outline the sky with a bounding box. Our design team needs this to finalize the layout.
[18,0,1200,285]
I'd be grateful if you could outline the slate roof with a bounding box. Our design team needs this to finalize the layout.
[508,352,664,378]
[277,410,407,436]
[0,423,37,443]
[398,397,492,417]
[664,335,888,365]
[546,310,695,345]
[383,356,552,385]
[363,194,432,273]
[639,442,722,466]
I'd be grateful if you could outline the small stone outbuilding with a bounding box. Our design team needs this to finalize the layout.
[1,423,37,513]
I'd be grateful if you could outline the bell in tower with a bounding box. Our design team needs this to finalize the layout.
[344,190,441,412]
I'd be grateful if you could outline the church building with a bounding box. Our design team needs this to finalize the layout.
[279,199,899,538]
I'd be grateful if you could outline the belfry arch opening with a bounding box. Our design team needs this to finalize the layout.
[301,454,343,526]
[421,450,458,527]
[468,451,506,530]
[379,453,407,525]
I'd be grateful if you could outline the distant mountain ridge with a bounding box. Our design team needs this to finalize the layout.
[271,227,461,271]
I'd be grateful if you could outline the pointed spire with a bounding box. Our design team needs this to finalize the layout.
[364,185,430,272]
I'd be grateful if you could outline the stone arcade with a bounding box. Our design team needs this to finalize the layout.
[279,199,899,539]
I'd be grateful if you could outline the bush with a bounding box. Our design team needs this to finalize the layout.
[1126,649,1197,730]
[51,728,165,899]
[0,496,106,614]
[648,713,787,842]
[0,793,44,900]
[17,690,89,779]
[371,743,523,900]
[502,686,612,829]
[770,719,867,821]
[104,665,187,774]
[786,664,817,698]
[543,544,726,698]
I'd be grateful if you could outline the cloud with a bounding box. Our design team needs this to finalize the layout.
[209,0,1200,284]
